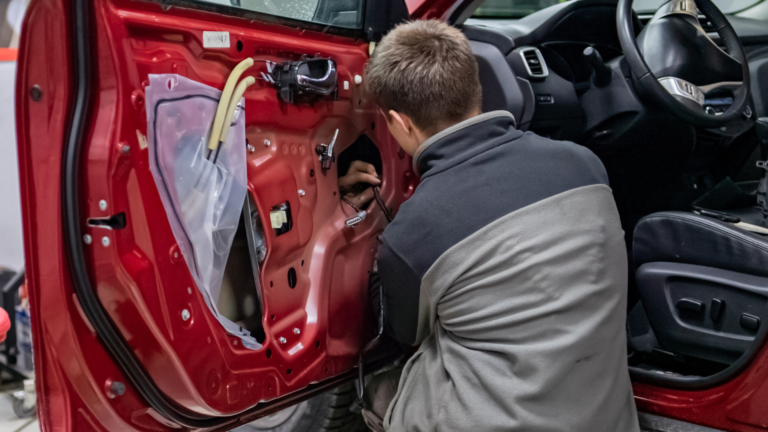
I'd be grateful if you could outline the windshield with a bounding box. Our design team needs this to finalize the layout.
[472,0,765,18]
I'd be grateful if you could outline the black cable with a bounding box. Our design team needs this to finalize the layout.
[373,186,393,222]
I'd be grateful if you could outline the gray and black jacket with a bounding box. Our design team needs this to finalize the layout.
[378,111,639,431]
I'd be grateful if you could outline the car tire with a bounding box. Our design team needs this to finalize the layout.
[236,382,367,432]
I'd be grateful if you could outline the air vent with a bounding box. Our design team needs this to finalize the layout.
[519,48,548,78]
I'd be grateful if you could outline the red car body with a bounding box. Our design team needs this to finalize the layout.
[13,0,768,430]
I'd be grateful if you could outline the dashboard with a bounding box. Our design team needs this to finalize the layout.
[461,0,768,141]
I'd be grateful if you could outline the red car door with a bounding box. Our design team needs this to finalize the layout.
[14,0,439,430]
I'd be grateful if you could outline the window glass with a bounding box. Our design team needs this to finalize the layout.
[196,0,365,29]
[472,0,764,19]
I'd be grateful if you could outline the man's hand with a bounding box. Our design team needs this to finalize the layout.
[339,161,381,209]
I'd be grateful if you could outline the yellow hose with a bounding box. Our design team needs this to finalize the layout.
[217,76,256,148]
[207,58,254,153]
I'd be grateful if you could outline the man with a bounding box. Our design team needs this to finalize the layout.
[347,19,639,432]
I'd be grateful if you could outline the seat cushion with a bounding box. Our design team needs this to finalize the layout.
[633,211,768,278]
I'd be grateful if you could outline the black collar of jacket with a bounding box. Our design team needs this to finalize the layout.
[413,111,518,178]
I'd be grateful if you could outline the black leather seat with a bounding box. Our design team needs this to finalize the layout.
[633,211,768,278]
[631,210,768,364]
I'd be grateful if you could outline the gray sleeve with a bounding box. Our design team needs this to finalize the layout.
[378,238,422,346]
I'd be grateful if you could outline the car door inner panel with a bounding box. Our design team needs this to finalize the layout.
[16,0,416,428]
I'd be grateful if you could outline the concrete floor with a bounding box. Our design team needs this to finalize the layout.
[0,395,36,432]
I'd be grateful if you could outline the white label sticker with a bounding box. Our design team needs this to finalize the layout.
[136,130,148,150]
[203,31,230,48]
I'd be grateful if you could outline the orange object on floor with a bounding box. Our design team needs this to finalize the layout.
[0,49,18,62]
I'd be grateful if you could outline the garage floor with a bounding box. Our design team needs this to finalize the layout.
[0,395,36,432]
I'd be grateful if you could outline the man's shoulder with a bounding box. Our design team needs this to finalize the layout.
[511,132,609,185]
[519,131,604,166]
[381,131,611,274]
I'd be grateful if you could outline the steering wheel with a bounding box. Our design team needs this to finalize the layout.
[616,0,751,128]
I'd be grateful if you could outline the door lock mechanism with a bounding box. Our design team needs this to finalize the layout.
[271,57,337,104]
[315,129,339,170]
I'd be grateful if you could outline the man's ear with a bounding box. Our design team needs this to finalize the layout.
[389,110,411,135]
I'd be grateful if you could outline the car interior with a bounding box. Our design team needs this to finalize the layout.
[456,0,768,388]
[216,0,768,393]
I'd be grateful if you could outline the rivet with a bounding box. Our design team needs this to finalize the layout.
[247,144,255,153]
[298,189,306,197]
[279,337,287,344]
[29,85,42,101]
[131,90,145,110]
[110,381,126,397]
[120,144,131,155]
[181,309,190,321]
[187,287,192,295]
[83,234,92,244]
[174,252,179,259]
[354,75,363,85]
[264,139,271,147]
[102,237,110,247]
[99,200,108,211]
[293,328,300,335]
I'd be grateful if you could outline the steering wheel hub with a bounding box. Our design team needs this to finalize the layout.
[616,0,751,127]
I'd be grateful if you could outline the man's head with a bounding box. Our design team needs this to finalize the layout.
[366,20,483,155]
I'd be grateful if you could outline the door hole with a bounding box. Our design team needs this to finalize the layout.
[266,348,272,359]
[286,369,292,375]
[336,135,384,209]
[315,340,320,348]
[287,268,297,288]
[217,209,265,343]
[236,40,243,52]
[87,212,127,230]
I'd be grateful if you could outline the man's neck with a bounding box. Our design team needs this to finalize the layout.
[418,109,484,147]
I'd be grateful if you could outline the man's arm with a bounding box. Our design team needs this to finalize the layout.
[377,238,423,346]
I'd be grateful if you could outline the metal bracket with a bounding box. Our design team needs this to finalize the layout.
[315,129,339,170]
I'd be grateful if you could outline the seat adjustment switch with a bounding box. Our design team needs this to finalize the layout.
[710,299,724,322]
[676,298,704,313]
[741,313,760,331]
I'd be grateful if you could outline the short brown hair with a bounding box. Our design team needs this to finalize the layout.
[366,20,482,135]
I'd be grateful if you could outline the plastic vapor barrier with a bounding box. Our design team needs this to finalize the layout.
[146,74,260,349]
